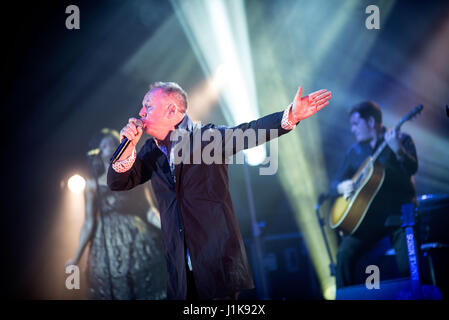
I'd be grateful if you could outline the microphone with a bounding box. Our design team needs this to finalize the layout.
[110,119,144,164]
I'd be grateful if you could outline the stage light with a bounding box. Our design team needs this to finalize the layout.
[214,63,230,87]
[37,173,87,298]
[171,0,266,166]
[324,284,336,300]
[68,174,86,193]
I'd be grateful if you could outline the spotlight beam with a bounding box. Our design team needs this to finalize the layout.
[171,0,265,165]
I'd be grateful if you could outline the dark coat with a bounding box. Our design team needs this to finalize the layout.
[108,111,290,299]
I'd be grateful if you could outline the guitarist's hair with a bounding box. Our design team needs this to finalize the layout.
[349,101,382,124]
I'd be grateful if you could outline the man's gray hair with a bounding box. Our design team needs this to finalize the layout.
[149,81,188,113]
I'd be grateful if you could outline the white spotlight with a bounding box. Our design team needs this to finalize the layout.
[68,174,86,193]
[214,63,230,87]
[244,146,267,166]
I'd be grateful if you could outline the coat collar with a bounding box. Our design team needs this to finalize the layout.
[154,113,194,148]
[153,114,193,194]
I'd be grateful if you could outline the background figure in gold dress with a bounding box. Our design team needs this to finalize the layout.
[66,128,167,299]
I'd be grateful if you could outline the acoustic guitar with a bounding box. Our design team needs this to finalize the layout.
[329,104,423,234]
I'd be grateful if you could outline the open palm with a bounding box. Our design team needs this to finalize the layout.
[292,86,331,121]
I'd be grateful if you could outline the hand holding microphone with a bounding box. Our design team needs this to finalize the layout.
[121,117,144,145]
[110,118,144,164]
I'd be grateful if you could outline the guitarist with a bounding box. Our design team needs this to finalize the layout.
[329,101,418,288]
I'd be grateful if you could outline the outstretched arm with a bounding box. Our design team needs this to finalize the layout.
[214,86,331,156]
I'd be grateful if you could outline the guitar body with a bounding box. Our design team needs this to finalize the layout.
[330,157,386,234]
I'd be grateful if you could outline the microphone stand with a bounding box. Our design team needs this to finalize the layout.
[315,194,336,276]
[243,156,270,299]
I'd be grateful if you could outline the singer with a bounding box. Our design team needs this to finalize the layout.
[107,81,331,300]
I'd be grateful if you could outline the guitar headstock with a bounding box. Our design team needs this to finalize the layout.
[396,104,424,129]
[405,104,424,121]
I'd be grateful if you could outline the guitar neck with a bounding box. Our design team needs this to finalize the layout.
[372,139,388,162]
[371,104,422,162]
[371,121,401,162]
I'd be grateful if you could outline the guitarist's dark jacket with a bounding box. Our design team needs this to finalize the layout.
[108,111,291,299]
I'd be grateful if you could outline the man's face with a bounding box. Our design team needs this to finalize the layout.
[139,88,177,140]
[350,112,373,142]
